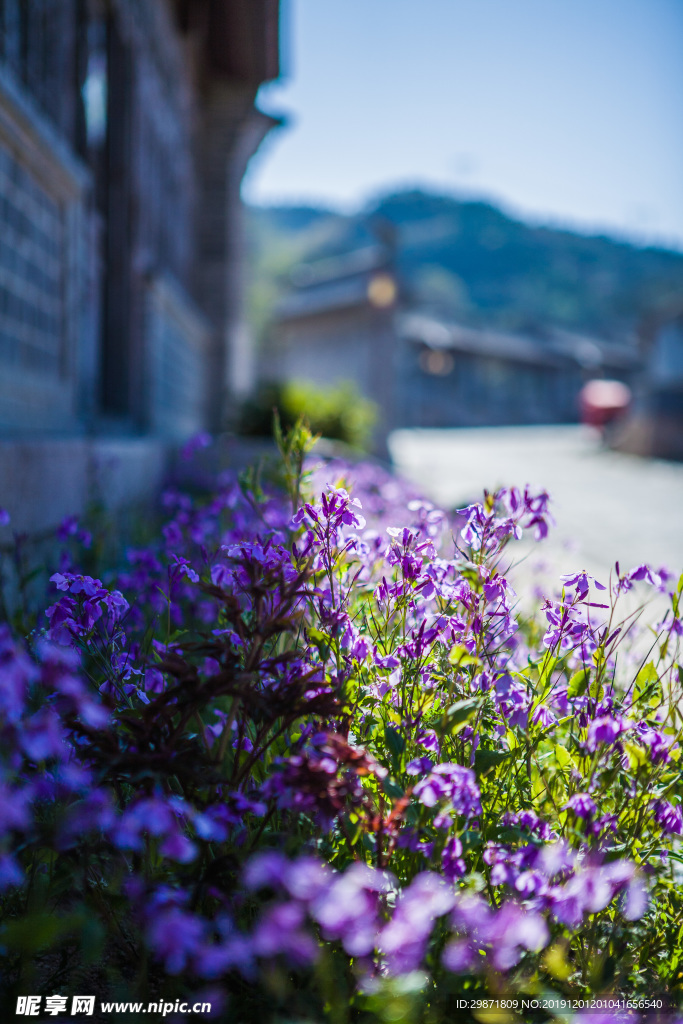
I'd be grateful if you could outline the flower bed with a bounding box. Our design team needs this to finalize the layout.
[1,425,682,1022]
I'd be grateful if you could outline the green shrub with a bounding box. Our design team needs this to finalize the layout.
[238,378,377,450]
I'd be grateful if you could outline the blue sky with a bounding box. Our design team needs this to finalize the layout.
[244,0,683,249]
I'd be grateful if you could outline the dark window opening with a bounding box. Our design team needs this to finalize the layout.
[82,8,133,420]
[0,0,86,150]
[97,13,133,417]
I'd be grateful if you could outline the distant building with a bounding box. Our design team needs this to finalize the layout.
[396,315,638,429]
[614,303,683,459]
[271,247,639,451]
[272,245,398,450]
[0,0,280,532]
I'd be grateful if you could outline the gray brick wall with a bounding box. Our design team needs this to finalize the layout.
[0,145,64,377]
[0,0,280,440]
[145,272,209,438]
[0,52,90,434]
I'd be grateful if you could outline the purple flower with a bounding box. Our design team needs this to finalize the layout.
[415,728,440,754]
[380,872,455,974]
[0,625,37,721]
[252,901,317,965]
[531,703,557,728]
[564,793,597,819]
[488,902,549,970]
[372,647,400,670]
[169,554,200,583]
[113,797,196,862]
[282,856,332,901]
[50,572,105,598]
[180,431,212,461]
[406,756,434,775]
[442,835,466,879]
[20,709,67,761]
[310,861,392,957]
[442,938,476,973]
[653,799,683,835]
[586,715,624,752]
[448,894,549,973]
[456,503,500,552]
[146,903,206,974]
[542,600,598,654]
[194,930,254,981]
[627,564,662,588]
[502,810,553,842]
[0,782,32,836]
[243,851,290,891]
[101,589,129,621]
[0,852,23,890]
[144,667,165,694]
[637,723,673,765]
[159,832,198,863]
[413,763,481,818]
[560,571,606,599]
[549,858,644,928]
[293,487,366,535]
[622,874,648,920]
[56,515,92,548]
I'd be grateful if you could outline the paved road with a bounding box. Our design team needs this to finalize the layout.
[389,426,683,585]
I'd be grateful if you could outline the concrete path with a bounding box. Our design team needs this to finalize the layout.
[389,426,683,585]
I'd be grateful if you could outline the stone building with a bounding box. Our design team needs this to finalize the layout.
[0,0,280,531]
[396,314,639,430]
[614,302,683,460]
[271,248,639,452]
[272,245,399,449]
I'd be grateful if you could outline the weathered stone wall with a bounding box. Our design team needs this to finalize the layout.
[0,56,91,434]
[0,0,210,437]
[0,435,171,535]
[145,272,209,438]
[0,0,281,531]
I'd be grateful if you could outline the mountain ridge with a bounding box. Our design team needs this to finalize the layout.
[246,188,683,345]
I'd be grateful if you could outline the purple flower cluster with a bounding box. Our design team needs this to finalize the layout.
[482,836,647,928]
[413,763,482,818]
[445,893,549,972]
[245,853,390,961]
[458,485,553,552]
[0,434,679,1014]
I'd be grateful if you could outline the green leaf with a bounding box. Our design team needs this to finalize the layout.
[634,661,660,705]
[307,626,330,661]
[473,748,511,777]
[1,911,81,953]
[567,668,589,699]
[530,762,545,800]
[448,644,481,669]
[382,776,404,800]
[442,697,480,735]
[384,724,405,758]
[341,812,362,845]
[623,741,649,769]
[461,829,483,849]
[489,825,524,843]
[403,803,420,825]
[79,910,106,964]
[553,743,577,774]
[543,941,573,981]
[537,656,558,701]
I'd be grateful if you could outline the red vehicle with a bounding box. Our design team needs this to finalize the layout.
[579,379,632,428]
